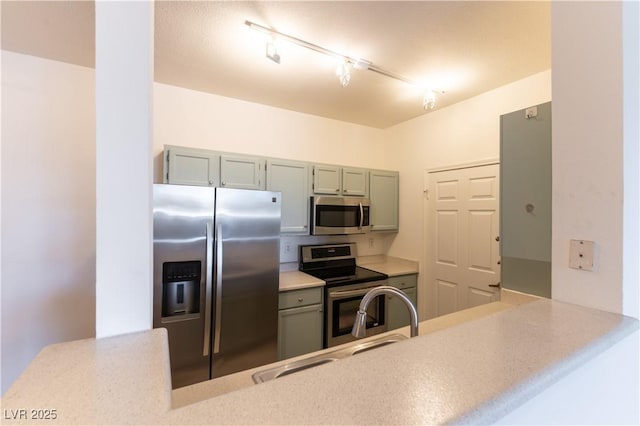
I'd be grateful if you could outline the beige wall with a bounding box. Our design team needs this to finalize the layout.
[153,82,388,184]
[1,51,96,392]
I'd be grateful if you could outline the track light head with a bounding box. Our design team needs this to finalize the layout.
[265,37,280,64]
[423,89,437,110]
[336,61,351,87]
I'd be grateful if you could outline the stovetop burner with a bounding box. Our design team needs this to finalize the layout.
[299,243,387,287]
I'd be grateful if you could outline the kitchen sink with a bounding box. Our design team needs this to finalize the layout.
[252,333,408,383]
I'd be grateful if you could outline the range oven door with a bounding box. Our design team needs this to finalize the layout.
[311,196,370,235]
[325,281,388,348]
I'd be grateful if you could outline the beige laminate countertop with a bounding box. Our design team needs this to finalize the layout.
[278,269,324,291]
[357,255,419,276]
[2,298,637,425]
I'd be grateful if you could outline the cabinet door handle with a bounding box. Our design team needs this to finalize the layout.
[297,297,304,302]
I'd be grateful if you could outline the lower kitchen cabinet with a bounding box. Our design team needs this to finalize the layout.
[387,274,418,331]
[278,287,324,361]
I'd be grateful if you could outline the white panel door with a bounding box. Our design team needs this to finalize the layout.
[428,164,500,317]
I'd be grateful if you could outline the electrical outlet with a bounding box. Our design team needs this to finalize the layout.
[368,238,375,248]
[569,239,595,271]
[284,242,291,253]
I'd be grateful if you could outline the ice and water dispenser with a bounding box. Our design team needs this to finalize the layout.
[162,261,201,317]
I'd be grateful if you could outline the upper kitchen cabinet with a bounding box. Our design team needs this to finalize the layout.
[311,164,342,195]
[369,170,399,232]
[342,167,368,197]
[266,159,309,234]
[164,145,219,187]
[311,164,368,197]
[220,154,265,190]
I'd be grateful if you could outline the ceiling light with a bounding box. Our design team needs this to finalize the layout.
[265,37,280,64]
[423,89,437,110]
[245,20,445,111]
[336,61,351,87]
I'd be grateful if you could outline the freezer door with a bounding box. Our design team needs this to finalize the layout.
[212,188,281,378]
[153,184,215,388]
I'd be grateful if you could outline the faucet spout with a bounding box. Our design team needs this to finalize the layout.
[351,285,419,339]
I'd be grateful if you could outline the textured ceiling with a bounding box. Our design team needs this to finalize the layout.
[1,1,551,128]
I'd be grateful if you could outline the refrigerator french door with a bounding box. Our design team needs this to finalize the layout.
[153,184,281,389]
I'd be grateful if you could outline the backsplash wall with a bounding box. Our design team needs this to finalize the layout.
[279,233,398,265]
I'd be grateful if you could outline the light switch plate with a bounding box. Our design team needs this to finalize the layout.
[569,239,595,271]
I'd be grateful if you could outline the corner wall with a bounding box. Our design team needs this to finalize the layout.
[383,70,552,317]
[1,51,96,393]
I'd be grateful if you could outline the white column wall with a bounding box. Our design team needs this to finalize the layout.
[551,2,636,316]
[95,2,154,337]
[622,0,640,319]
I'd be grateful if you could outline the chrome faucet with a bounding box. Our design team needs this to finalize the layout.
[351,285,419,338]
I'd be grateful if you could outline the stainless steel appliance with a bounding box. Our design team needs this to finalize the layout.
[309,196,370,235]
[299,243,388,347]
[153,184,281,389]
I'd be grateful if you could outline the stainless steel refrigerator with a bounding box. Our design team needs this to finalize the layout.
[153,184,281,389]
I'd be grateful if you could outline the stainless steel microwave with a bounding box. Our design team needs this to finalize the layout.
[310,196,370,235]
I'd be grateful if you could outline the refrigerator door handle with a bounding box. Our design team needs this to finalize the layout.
[203,222,213,357]
[213,223,223,354]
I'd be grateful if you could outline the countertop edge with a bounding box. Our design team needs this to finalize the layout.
[455,313,640,425]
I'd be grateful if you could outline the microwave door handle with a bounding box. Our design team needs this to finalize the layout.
[203,222,213,357]
[359,202,363,230]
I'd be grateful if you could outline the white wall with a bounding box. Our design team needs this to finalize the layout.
[383,70,552,317]
[551,1,639,317]
[95,1,154,338]
[1,51,96,393]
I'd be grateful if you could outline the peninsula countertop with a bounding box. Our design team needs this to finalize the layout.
[2,298,637,425]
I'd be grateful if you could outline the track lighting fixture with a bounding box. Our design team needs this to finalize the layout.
[245,20,445,111]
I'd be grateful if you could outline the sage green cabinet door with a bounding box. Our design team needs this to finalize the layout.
[220,154,265,190]
[342,167,369,197]
[266,159,309,234]
[312,164,341,195]
[369,170,399,231]
[277,304,324,360]
[164,145,219,186]
[387,274,417,331]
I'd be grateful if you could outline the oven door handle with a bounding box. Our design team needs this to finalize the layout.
[329,287,380,298]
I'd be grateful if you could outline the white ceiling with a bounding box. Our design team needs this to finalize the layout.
[1,1,551,129]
